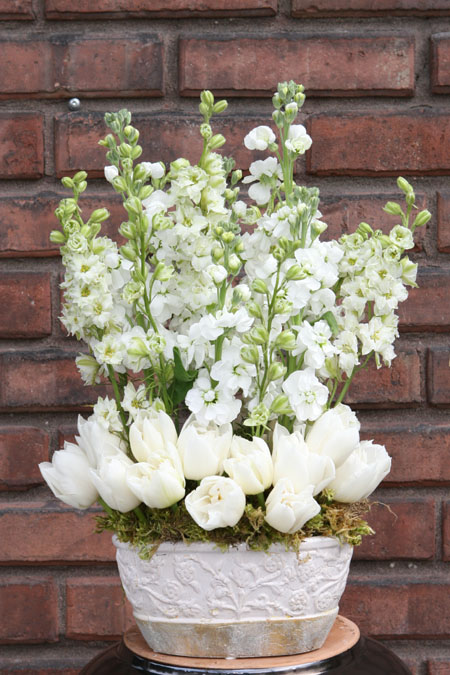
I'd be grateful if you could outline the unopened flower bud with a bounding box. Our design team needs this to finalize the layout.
[267,361,287,382]
[120,244,138,261]
[272,110,284,128]
[112,176,128,192]
[383,201,403,216]
[154,262,174,282]
[413,209,431,228]
[200,123,212,140]
[247,301,263,319]
[397,176,413,194]
[50,230,66,243]
[251,325,269,345]
[89,208,110,223]
[221,231,235,243]
[228,254,241,273]
[212,246,224,262]
[61,176,74,189]
[251,279,268,294]
[270,394,292,415]
[201,90,214,107]
[209,134,226,150]
[285,264,304,281]
[275,330,296,350]
[241,345,260,365]
[213,100,228,114]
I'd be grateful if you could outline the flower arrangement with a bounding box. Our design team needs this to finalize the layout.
[40,81,430,553]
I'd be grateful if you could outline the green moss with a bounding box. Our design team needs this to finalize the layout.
[96,492,373,559]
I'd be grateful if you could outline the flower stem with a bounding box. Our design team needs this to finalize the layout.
[257,492,266,509]
[134,505,147,526]
[98,496,114,518]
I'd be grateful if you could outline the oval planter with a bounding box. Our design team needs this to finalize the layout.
[114,536,353,658]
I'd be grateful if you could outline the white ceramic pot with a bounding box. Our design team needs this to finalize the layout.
[114,536,353,658]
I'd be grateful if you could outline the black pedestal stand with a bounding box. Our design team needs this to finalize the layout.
[80,616,412,675]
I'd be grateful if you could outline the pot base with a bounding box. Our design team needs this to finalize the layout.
[135,609,337,658]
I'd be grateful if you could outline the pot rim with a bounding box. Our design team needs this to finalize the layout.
[112,534,351,553]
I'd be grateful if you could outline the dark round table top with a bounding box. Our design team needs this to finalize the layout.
[80,616,412,674]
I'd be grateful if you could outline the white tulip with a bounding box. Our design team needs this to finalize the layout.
[272,424,335,496]
[126,455,186,509]
[39,443,98,510]
[185,476,246,530]
[89,453,142,513]
[328,441,392,503]
[265,480,320,534]
[129,410,179,465]
[306,404,360,468]
[177,415,232,480]
[76,415,125,468]
[223,436,273,495]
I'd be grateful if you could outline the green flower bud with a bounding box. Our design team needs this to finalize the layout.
[231,169,242,186]
[274,330,296,350]
[171,158,190,171]
[406,189,416,207]
[124,197,142,216]
[383,201,403,216]
[413,209,431,228]
[124,126,139,143]
[272,110,284,128]
[224,188,236,201]
[213,100,228,114]
[127,337,149,357]
[154,262,174,282]
[228,254,241,273]
[120,244,138,261]
[285,264,304,281]
[222,231,235,243]
[61,176,74,189]
[397,176,413,194]
[200,123,212,140]
[267,361,287,382]
[401,257,418,287]
[212,246,224,262]
[131,145,143,160]
[378,234,392,248]
[241,345,260,365]
[285,102,298,123]
[89,208,110,223]
[270,394,293,415]
[49,230,66,243]
[356,222,373,239]
[274,298,293,314]
[119,221,135,238]
[243,403,270,428]
[201,90,215,107]
[199,102,210,118]
[235,241,244,253]
[272,93,282,109]
[139,185,154,200]
[112,176,128,192]
[247,301,263,319]
[208,134,226,150]
[73,171,88,184]
[251,325,269,345]
[251,279,268,294]
[118,142,133,158]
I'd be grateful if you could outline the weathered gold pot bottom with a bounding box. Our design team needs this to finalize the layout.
[134,608,338,658]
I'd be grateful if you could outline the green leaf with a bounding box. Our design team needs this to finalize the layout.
[168,379,195,407]
[322,311,339,336]
[173,347,197,383]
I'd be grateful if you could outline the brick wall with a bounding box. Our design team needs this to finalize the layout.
[0,1,449,673]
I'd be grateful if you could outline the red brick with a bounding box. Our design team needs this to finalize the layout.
[45,0,277,19]
[360,419,450,486]
[431,33,450,94]
[66,577,134,639]
[292,0,450,16]
[399,271,450,332]
[0,0,34,19]
[58,37,163,97]
[180,36,414,97]
[0,272,52,338]
[0,504,115,563]
[346,348,422,406]
[0,37,163,98]
[54,113,268,177]
[0,578,58,643]
[0,427,49,490]
[354,499,436,560]
[443,501,450,561]
[340,583,450,637]
[0,114,43,179]
[0,352,104,411]
[307,112,450,176]
[2,670,79,675]
[28,197,121,255]
[427,347,450,405]
[437,192,450,252]
[428,660,450,674]
[0,193,125,258]
[320,193,426,249]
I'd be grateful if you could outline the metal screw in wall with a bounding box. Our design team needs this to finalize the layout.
[68,98,81,111]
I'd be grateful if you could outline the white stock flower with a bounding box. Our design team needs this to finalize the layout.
[89,453,142,513]
[177,415,232,480]
[223,436,273,495]
[185,370,242,425]
[122,382,151,421]
[244,125,276,151]
[127,459,185,509]
[39,444,99,509]
[92,396,123,434]
[265,480,320,534]
[210,343,256,396]
[285,125,312,155]
[282,368,329,423]
[104,165,119,183]
[185,476,246,530]
[306,404,360,468]
[242,157,282,205]
[272,424,335,496]
[328,440,391,502]
[141,161,165,179]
